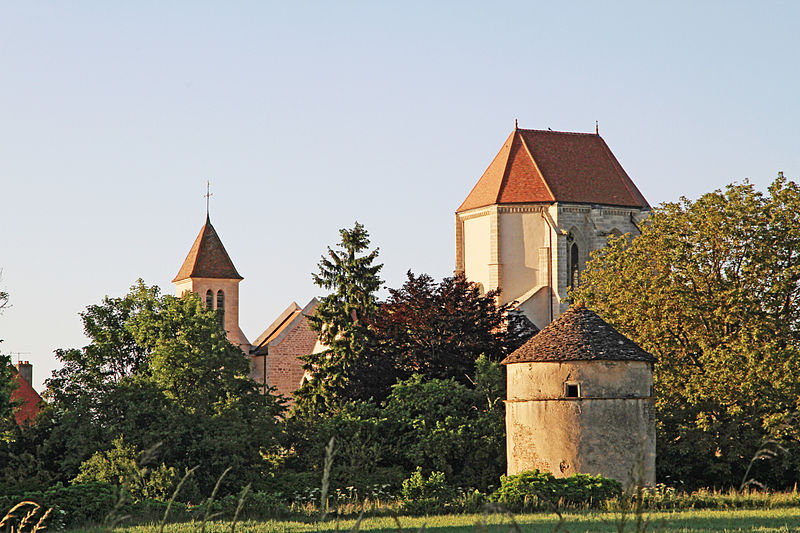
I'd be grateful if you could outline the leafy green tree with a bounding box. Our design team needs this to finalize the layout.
[384,367,506,491]
[294,222,383,413]
[0,354,16,442]
[29,281,283,496]
[573,175,800,489]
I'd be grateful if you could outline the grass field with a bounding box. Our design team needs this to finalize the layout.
[74,508,800,533]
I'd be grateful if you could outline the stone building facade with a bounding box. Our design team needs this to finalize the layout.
[456,127,650,329]
[250,299,319,401]
[502,304,656,488]
[173,216,317,397]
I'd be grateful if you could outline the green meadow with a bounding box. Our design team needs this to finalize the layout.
[72,508,800,533]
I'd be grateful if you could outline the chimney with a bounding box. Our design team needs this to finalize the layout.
[16,361,32,386]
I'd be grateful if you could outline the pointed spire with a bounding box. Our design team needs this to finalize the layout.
[515,118,519,130]
[595,121,599,135]
[173,218,243,282]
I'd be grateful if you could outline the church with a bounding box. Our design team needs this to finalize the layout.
[170,124,657,485]
[172,124,652,399]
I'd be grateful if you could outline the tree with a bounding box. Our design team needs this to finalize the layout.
[0,283,16,441]
[294,222,383,413]
[573,175,800,489]
[30,281,283,496]
[357,271,534,402]
[383,362,507,491]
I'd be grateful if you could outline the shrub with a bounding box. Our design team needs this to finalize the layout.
[0,482,118,527]
[491,470,622,511]
[72,437,177,501]
[400,467,455,514]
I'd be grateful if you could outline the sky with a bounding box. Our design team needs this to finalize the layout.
[2,2,799,392]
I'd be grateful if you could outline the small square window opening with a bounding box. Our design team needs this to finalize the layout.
[565,383,580,398]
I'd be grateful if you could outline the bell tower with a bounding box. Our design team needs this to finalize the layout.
[173,214,250,351]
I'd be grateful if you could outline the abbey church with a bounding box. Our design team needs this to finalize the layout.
[172,125,651,397]
[172,126,656,486]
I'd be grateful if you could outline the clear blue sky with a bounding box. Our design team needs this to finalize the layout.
[2,2,799,391]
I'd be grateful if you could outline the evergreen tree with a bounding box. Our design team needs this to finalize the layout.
[294,222,383,413]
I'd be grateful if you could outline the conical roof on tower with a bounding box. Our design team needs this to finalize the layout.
[458,128,650,212]
[172,215,243,282]
[501,304,655,364]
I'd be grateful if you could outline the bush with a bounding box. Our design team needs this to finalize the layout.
[72,436,177,501]
[400,467,455,515]
[0,482,118,528]
[491,470,622,511]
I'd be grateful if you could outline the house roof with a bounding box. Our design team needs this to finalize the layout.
[173,215,243,282]
[10,369,43,426]
[501,304,655,364]
[252,298,319,355]
[458,128,650,212]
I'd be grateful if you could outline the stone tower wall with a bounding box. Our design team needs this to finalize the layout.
[457,203,647,329]
[175,277,249,350]
[505,360,655,488]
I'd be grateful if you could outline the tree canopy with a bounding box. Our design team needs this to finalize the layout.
[294,222,383,413]
[573,175,800,489]
[33,281,283,496]
[360,271,534,402]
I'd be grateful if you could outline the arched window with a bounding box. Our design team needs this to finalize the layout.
[567,233,580,290]
[216,290,225,327]
[205,290,213,308]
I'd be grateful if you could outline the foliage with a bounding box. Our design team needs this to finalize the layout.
[0,482,117,527]
[0,353,16,441]
[572,175,800,489]
[384,371,506,491]
[491,470,622,511]
[72,437,177,501]
[295,222,383,413]
[364,272,533,402]
[278,401,404,497]
[23,281,283,497]
[400,467,455,514]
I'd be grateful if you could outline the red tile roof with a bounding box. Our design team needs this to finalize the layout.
[10,369,43,426]
[173,216,243,282]
[458,128,650,212]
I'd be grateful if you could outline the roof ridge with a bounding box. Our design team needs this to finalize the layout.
[517,129,556,202]
[456,130,515,212]
[595,136,651,209]
[495,131,519,202]
[517,128,596,136]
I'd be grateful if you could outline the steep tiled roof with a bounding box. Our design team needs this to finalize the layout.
[458,128,650,212]
[173,216,243,282]
[10,369,43,426]
[501,304,655,364]
[252,299,319,355]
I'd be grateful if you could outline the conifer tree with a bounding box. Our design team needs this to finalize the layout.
[294,222,383,413]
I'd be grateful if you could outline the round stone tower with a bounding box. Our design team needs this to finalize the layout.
[502,304,656,488]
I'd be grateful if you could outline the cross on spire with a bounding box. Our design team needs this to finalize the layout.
[205,180,213,219]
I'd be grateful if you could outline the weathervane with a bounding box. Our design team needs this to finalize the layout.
[205,180,213,217]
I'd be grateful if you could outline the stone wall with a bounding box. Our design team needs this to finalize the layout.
[506,360,655,488]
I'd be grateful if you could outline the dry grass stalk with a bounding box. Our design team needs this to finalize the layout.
[159,465,199,533]
[31,507,51,533]
[230,482,251,533]
[201,466,232,533]
[0,501,52,533]
[320,436,336,521]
